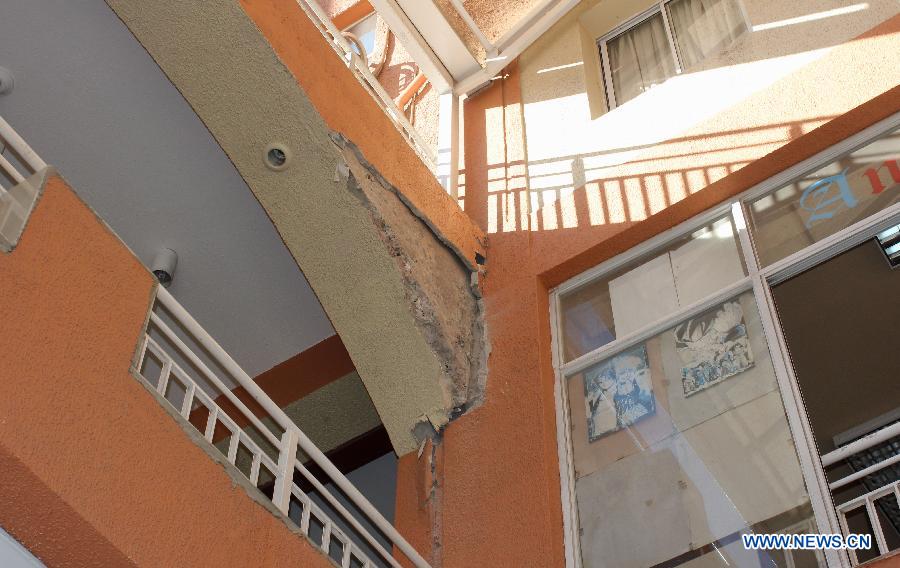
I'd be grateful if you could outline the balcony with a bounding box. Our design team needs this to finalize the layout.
[0,116,48,252]
[0,115,429,568]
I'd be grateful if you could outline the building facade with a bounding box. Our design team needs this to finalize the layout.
[1,0,899,567]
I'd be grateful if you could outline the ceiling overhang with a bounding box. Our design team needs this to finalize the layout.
[367,0,582,96]
[105,0,488,455]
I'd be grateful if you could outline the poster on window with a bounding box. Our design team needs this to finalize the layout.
[583,345,655,442]
[674,300,754,397]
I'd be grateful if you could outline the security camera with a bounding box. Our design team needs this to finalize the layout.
[151,248,178,287]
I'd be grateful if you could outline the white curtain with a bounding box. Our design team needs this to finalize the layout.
[667,0,747,70]
[607,14,676,106]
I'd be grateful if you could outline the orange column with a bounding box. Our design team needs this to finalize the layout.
[394,62,567,568]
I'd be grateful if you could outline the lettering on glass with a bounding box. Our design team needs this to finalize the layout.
[863,159,900,194]
[799,169,857,229]
[800,158,899,228]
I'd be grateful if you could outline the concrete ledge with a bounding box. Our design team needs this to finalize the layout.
[105,0,488,454]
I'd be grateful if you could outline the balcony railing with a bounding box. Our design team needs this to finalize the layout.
[822,421,900,566]
[0,115,47,251]
[293,0,437,173]
[135,286,430,568]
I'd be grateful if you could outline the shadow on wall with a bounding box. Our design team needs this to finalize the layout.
[521,1,899,107]
[463,115,834,234]
[462,1,900,235]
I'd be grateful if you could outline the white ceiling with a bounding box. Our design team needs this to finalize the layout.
[0,0,335,376]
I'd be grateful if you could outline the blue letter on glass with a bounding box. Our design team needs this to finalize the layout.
[799,168,858,228]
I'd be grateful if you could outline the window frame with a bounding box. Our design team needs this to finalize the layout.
[549,111,900,568]
[596,0,750,110]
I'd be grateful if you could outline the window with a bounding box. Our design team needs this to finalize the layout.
[598,0,748,109]
[560,215,746,363]
[747,127,900,267]
[554,211,815,568]
[346,13,377,58]
[552,113,900,568]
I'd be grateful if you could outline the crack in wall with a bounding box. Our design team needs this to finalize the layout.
[332,134,490,441]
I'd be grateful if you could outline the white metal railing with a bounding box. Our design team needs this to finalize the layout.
[823,423,900,565]
[135,286,431,568]
[823,422,900,470]
[0,115,47,251]
[0,115,46,193]
[836,481,900,566]
[292,0,437,173]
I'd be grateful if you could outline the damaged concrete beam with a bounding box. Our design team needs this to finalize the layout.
[105,0,487,454]
[335,135,489,414]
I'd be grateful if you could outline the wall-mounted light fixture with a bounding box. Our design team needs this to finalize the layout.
[151,248,178,287]
[264,143,291,171]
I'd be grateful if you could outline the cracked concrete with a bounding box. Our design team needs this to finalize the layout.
[105,0,488,454]
[335,135,489,415]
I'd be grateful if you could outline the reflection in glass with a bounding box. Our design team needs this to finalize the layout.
[566,292,817,567]
[606,13,676,106]
[748,128,900,267]
[667,0,748,70]
[559,216,746,362]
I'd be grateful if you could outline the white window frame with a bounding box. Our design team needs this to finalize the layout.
[597,0,750,110]
[550,111,900,568]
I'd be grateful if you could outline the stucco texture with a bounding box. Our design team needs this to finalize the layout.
[375,19,441,157]
[0,175,332,567]
[394,62,568,568]
[105,0,486,456]
[241,0,485,269]
[462,0,547,43]
[516,0,900,254]
[394,12,900,568]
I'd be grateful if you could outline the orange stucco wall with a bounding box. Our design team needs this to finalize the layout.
[0,175,332,567]
[393,13,900,568]
[240,0,485,268]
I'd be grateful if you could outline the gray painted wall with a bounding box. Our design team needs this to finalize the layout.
[0,0,334,376]
[301,451,398,565]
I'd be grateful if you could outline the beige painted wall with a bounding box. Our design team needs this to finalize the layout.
[517,0,900,224]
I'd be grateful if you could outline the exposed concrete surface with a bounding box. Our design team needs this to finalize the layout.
[337,135,489,411]
[105,0,486,454]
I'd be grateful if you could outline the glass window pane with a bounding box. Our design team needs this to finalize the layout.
[667,0,748,69]
[559,215,746,362]
[348,14,377,57]
[566,291,817,567]
[606,13,677,106]
[748,127,900,267]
